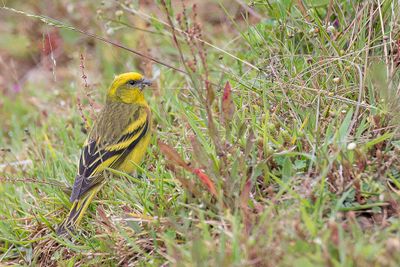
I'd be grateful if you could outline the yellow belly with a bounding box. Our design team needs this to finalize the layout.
[116,130,152,173]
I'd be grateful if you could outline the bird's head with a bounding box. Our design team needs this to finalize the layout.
[107,72,152,104]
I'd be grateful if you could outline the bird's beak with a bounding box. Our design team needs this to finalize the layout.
[139,78,152,90]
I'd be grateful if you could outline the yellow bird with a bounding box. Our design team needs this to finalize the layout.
[57,72,152,235]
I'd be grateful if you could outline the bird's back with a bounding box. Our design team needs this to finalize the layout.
[90,101,140,145]
[87,100,151,172]
[70,102,151,202]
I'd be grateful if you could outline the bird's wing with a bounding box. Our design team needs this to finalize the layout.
[69,112,149,202]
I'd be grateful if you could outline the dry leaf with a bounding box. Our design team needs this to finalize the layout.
[158,140,190,171]
[158,139,217,197]
[192,168,217,196]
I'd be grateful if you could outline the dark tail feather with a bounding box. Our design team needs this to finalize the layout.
[56,186,102,236]
[56,200,81,235]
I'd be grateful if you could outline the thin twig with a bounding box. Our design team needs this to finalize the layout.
[0,6,187,75]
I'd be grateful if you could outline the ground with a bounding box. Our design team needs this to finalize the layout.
[0,0,400,266]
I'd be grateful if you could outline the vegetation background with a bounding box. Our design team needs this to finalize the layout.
[1,0,400,266]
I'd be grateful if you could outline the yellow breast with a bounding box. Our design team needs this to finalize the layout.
[117,130,152,173]
[115,107,152,173]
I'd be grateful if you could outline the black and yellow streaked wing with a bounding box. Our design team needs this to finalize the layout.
[69,117,149,202]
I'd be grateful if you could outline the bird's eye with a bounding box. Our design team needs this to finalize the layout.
[128,80,136,86]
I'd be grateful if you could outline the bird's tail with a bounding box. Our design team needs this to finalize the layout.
[56,185,103,236]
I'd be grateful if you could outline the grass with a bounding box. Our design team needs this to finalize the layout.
[1,0,400,266]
